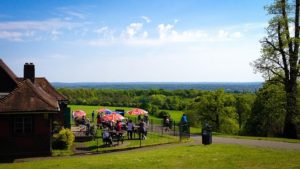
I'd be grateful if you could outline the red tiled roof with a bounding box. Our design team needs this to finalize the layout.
[0,59,18,84]
[0,79,60,113]
[17,77,68,101]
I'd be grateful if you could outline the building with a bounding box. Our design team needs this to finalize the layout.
[0,59,69,159]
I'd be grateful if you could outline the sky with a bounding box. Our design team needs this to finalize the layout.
[0,0,272,82]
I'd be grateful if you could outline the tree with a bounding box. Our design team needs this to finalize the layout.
[235,94,253,131]
[253,0,300,138]
[245,82,286,137]
[187,89,238,134]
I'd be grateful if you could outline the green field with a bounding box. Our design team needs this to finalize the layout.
[2,144,300,169]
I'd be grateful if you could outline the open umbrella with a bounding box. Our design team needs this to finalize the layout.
[98,108,113,115]
[102,112,125,122]
[127,108,148,115]
[73,110,86,118]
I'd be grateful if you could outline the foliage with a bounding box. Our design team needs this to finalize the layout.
[186,89,241,134]
[245,82,286,137]
[52,128,75,149]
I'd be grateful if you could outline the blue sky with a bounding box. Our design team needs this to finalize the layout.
[0,0,272,82]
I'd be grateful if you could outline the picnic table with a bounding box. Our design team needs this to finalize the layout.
[109,130,125,145]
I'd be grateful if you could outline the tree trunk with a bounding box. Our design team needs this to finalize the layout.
[283,81,298,138]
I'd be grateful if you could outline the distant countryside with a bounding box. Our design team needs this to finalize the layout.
[1,0,300,168]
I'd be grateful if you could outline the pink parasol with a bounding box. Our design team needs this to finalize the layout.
[73,110,86,118]
[127,108,148,115]
[102,112,125,122]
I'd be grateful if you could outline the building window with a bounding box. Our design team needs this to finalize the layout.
[13,116,33,135]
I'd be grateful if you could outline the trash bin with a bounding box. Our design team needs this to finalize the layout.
[202,128,212,145]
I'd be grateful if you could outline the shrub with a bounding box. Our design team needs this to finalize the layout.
[52,128,75,149]
[158,111,170,118]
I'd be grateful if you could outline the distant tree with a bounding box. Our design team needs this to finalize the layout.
[187,89,238,133]
[252,0,300,138]
[235,94,254,130]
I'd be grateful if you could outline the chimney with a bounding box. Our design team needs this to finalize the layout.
[24,63,35,83]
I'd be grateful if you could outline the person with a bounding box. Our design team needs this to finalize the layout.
[82,115,86,125]
[165,116,170,132]
[181,113,188,124]
[91,110,95,122]
[102,127,112,146]
[96,112,101,128]
[143,114,149,125]
[138,114,141,121]
[139,119,147,140]
[116,120,122,131]
[127,119,133,140]
[85,118,91,135]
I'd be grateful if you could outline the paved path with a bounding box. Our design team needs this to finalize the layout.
[192,135,300,150]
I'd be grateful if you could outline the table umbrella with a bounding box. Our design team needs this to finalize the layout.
[98,108,113,115]
[102,112,125,122]
[73,110,86,118]
[127,108,148,115]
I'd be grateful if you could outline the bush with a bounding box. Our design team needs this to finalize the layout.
[52,128,75,149]
[157,111,170,118]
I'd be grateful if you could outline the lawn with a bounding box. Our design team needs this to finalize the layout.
[2,144,300,169]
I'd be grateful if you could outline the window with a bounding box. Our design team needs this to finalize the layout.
[13,116,33,135]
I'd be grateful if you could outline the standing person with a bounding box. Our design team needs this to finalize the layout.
[127,119,133,140]
[116,120,122,131]
[181,113,188,124]
[138,114,141,121]
[139,119,147,140]
[165,116,170,132]
[143,114,149,125]
[91,110,95,122]
[96,112,101,128]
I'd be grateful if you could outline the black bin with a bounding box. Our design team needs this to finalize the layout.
[202,129,212,145]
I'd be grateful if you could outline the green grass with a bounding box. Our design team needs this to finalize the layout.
[52,148,73,156]
[81,132,179,153]
[214,133,300,143]
[2,144,300,169]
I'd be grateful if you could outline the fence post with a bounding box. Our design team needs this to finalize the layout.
[188,123,190,138]
[173,121,176,136]
[151,119,153,132]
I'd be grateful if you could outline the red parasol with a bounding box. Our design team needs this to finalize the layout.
[97,108,113,114]
[73,110,86,118]
[127,108,148,115]
[102,112,125,122]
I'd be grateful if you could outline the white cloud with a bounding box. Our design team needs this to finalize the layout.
[0,19,79,31]
[0,19,82,41]
[158,24,174,39]
[95,26,108,34]
[51,30,61,40]
[124,22,143,39]
[232,31,243,38]
[141,16,151,23]
[218,29,229,39]
[56,7,86,20]
[0,31,23,41]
